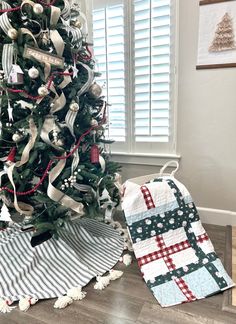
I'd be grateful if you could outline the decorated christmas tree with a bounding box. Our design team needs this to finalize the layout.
[0,0,121,243]
[209,12,236,52]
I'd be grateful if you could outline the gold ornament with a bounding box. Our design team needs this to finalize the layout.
[33,4,44,15]
[69,101,79,112]
[8,28,18,40]
[88,83,102,99]
[28,67,39,79]
[38,86,49,97]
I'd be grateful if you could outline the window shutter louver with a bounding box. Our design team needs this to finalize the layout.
[134,0,171,143]
[92,0,175,155]
[93,4,126,142]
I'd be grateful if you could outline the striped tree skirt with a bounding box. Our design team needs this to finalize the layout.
[0,218,124,303]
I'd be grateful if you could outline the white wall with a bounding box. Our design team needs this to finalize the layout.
[121,0,236,212]
[176,0,236,211]
[83,0,236,212]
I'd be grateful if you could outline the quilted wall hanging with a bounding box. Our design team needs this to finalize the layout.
[122,161,234,307]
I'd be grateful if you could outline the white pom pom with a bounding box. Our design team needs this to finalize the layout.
[0,299,15,313]
[122,254,132,266]
[19,296,38,312]
[94,275,111,290]
[67,287,87,301]
[54,296,73,309]
[109,269,123,280]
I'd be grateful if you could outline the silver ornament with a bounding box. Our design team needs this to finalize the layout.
[28,67,39,79]
[33,4,44,14]
[91,119,98,127]
[38,86,49,97]
[12,133,22,142]
[88,83,102,98]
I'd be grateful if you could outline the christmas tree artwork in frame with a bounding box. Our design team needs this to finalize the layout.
[197,0,236,69]
[0,0,122,243]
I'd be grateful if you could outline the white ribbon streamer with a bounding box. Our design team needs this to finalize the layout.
[50,30,65,57]
[47,158,84,215]
[40,115,64,151]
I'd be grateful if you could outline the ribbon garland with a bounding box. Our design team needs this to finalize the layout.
[6,71,73,101]
[0,0,57,13]
[0,103,107,196]
[0,0,100,217]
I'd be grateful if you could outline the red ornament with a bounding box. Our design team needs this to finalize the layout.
[7,147,17,163]
[90,145,99,164]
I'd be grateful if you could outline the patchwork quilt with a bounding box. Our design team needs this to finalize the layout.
[122,176,234,307]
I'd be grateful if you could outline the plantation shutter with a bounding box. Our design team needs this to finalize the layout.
[93,1,126,142]
[134,0,171,143]
[92,0,176,155]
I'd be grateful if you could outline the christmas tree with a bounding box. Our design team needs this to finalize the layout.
[209,12,236,52]
[0,0,121,243]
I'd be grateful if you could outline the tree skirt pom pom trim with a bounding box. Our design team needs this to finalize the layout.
[0,218,124,312]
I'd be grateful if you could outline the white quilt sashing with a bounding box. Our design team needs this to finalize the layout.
[122,176,235,307]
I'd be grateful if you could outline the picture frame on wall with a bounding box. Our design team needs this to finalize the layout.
[197,0,236,69]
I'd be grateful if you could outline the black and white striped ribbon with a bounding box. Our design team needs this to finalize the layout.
[0,12,13,35]
[2,43,14,78]
[61,0,71,20]
[0,1,11,10]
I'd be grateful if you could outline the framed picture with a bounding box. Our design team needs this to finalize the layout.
[197,0,236,69]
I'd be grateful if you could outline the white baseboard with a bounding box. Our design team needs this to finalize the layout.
[198,207,236,226]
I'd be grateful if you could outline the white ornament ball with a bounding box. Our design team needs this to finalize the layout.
[69,101,79,112]
[33,4,44,14]
[88,83,102,98]
[38,86,49,97]
[12,133,22,142]
[28,67,39,79]
[91,119,98,127]
[8,28,18,40]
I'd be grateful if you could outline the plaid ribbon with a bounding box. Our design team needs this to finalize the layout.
[140,185,155,209]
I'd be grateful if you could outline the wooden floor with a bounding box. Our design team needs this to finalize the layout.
[1,224,236,324]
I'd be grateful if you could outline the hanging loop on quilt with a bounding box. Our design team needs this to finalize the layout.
[159,160,179,177]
